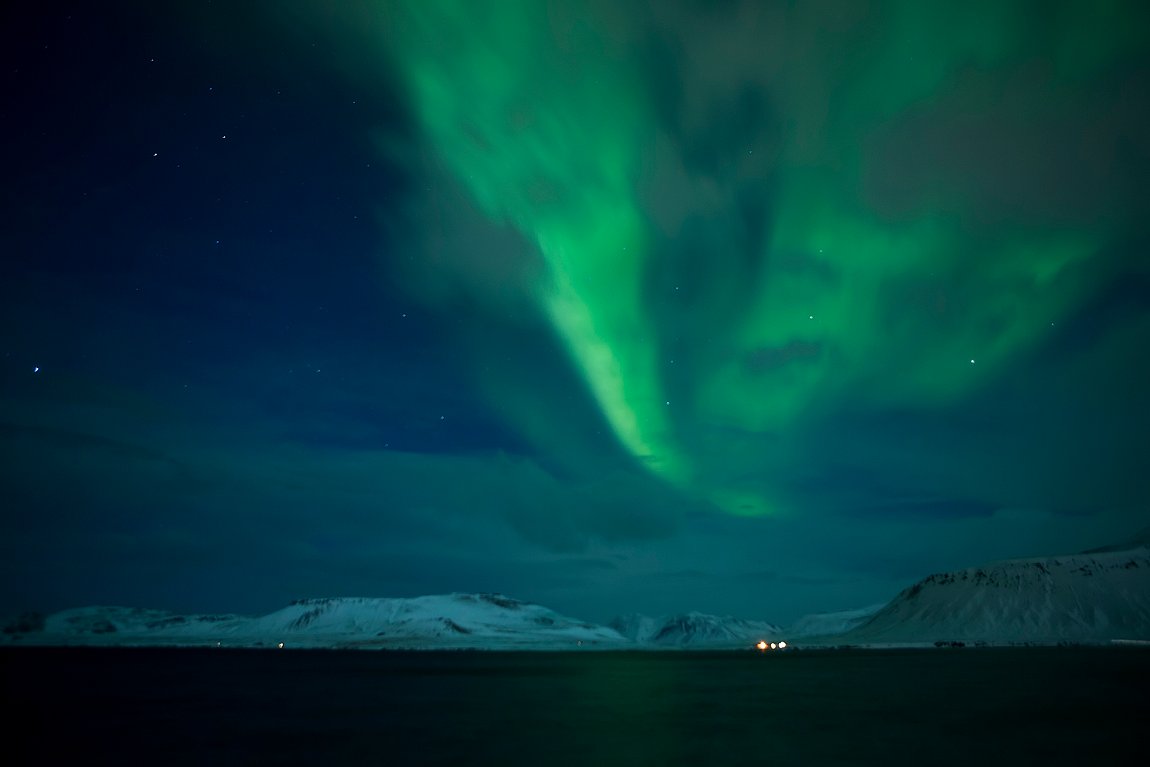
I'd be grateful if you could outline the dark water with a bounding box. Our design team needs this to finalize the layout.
[3,647,1147,766]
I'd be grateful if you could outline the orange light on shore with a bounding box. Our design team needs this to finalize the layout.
[756,640,768,651]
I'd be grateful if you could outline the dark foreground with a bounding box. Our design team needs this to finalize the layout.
[3,646,1147,766]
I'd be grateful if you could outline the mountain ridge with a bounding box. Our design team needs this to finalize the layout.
[3,593,627,650]
[610,611,782,648]
[840,545,1150,644]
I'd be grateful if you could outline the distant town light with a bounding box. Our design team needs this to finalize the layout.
[756,640,768,651]
[770,643,777,649]
[277,642,284,649]
[778,641,787,649]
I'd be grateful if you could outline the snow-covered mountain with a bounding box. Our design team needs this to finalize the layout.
[610,612,782,648]
[2,594,628,650]
[4,597,788,650]
[10,535,1149,650]
[840,544,1150,644]
[787,604,886,638]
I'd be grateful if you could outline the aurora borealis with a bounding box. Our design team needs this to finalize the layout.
[1,0,1148,621]
[368,0,1145,515]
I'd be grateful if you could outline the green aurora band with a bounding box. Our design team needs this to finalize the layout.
[366,0,1140,515]
[381,0,683,481]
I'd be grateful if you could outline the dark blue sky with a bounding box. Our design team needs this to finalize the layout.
[2,1,1148,624]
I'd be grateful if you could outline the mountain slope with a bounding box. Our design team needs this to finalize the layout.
[787,604,886,638]
[842,546,1150,644]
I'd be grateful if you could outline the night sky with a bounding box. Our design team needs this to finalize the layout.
[2,0,1148,624]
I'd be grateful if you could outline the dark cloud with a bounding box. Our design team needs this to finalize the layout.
[0,374,694,615]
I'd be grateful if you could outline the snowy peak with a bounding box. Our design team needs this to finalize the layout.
[611,612,781,648]
[844,548,1150,644]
